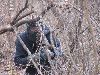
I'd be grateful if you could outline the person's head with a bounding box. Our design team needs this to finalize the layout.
[27,21,41,42]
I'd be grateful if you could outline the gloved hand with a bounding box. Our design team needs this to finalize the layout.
[47,50,55,59]
[48,45,54,50]
[27,53,39,65]
[54,47,63,57]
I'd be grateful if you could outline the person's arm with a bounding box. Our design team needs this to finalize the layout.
[51,32,63,57]
[14,37,29,67]
[53,38,64,57]
[44,25,63,58]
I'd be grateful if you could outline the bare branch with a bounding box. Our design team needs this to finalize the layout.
[0,25,13,35]
[0,4,53,35]
[15,17,40,27]
[41,4,54,17]
[0,17,40,35]
[79,27,88,35]
[11,0,28,25]
[14,10,34,23]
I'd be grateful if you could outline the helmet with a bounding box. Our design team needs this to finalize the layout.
[26,21,37,32]
[26,21,41,43]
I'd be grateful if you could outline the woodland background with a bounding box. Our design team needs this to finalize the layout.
[0,0,100,75]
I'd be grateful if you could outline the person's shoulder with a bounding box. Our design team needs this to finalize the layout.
[19,31,27,38]
[16,31,28,42]
[15,31,28,45]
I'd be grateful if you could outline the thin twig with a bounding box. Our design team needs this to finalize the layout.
[14,10,34,23]
[11,0,28,25]
[79,27,88,35]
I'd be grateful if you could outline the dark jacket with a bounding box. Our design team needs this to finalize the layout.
[14,25,61,74]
